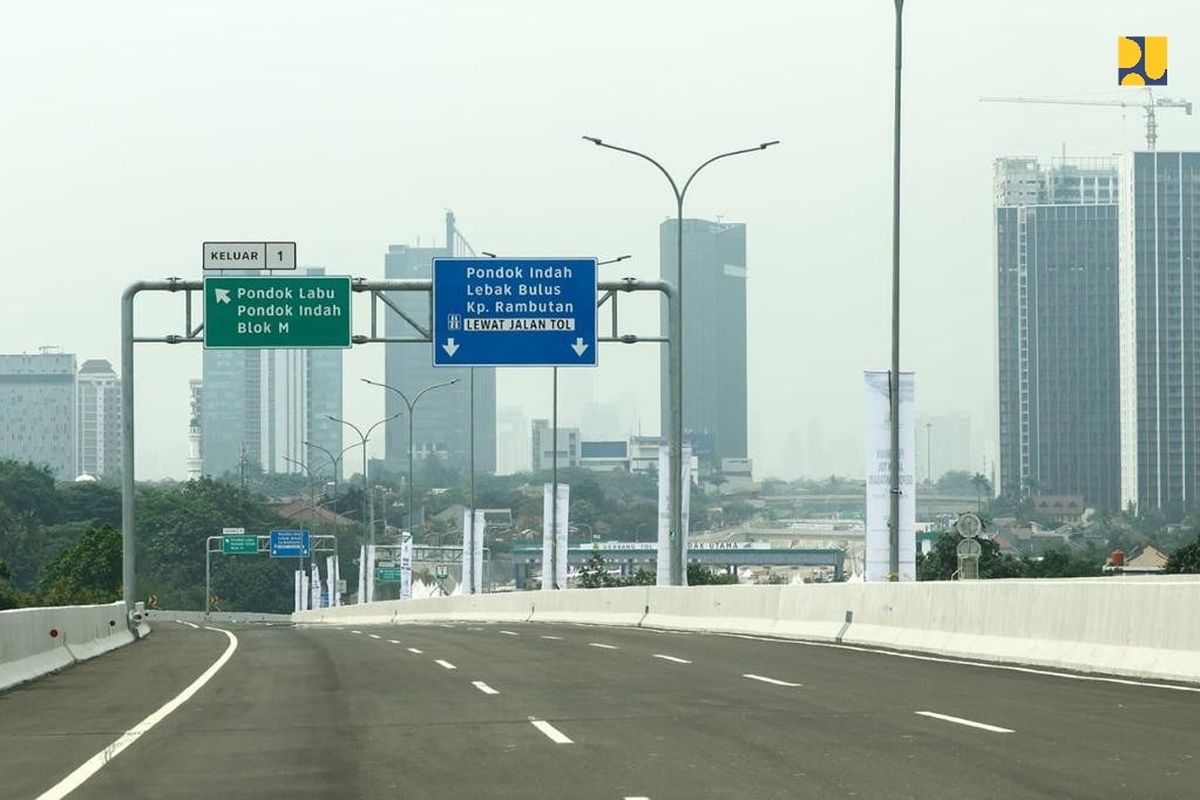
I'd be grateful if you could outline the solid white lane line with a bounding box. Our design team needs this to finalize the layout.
[499,630,520,636]
[588,642,618,650]
[743,673,802,688]
[530,719,573,744]
[387,639,401,644]
[652,654,692,664]
[36,626,239,800]
[472,681,499,695]
[369,634,382,639]
[350,630,363,635]
[435,660,457,670]
[540,635,563,640]
[407,647,424,654]
[915,711,1014,734]
[625,796,651,799]
[717,632,1200,694]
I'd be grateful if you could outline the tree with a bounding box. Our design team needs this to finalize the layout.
[687,564,738,585]
[1165,534,1200,573]
[37,525,122,605]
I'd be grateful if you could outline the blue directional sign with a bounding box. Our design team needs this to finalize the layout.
[432,257,598,367]
[269,530,310,558]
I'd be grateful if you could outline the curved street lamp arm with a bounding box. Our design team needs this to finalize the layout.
[582,136,682,203]
[413,377,461,406]
[680,141,780,200]
[362,378,413,412]
[303,440,335,469]
[327,415,367,446]
[281,455,313,478]
[365,412,402,441]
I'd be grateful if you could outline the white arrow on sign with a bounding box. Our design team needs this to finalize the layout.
[214,288,231,304]
[442,338,460,357]
[571,338,589,357]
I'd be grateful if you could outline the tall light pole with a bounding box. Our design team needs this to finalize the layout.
[327,414,400,549]
[582,136,778,585]
[303,439,361,501]
[889,0,905,580]
[362,378,460,538]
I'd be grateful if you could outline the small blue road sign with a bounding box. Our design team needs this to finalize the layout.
[432,257,598,367]
[269,530,311,558]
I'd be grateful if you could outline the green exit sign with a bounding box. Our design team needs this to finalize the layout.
[376,567,404,583]
[222,535,259,554]
[204,276,352,349]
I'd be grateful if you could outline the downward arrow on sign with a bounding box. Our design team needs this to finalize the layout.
[571,338,589,356]
[214,288,231,304]
[442,338,459,357]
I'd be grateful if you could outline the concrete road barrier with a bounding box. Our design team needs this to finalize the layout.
[295,577,1200,684]
[1,602,139,692]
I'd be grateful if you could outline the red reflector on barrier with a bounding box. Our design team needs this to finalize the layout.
[49,629,59,638]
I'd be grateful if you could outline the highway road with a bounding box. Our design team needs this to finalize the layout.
[3,620,1199,799]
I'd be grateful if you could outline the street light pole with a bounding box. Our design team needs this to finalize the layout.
[304,440,361,502]
[889,0,905,580]
[361,378,461,540]
[327,414,400,550]
[582,136,778,585]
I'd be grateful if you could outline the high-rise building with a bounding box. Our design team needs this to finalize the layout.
[659,219,748,467]
[201,268,343,479]
[531,418,580,472]
[1119,152,1200,511]
[995,157,1121,509]
[383,212,496,477]
[0,350,77,479]
[77,359,121,478]
[496,407,530,475]
[187,379,203,481]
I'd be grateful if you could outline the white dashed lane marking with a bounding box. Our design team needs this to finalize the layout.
[742,674,802,688]
[472,681,499,695]
[652,654,691,664]
[588,642,618,650]
[915,711,1014,733]
[407,647,424,654]
[530,719,573,744]
[540,635,563,640]
[369,634,381,640]
[499,630,520,636]
[435,660,457,670]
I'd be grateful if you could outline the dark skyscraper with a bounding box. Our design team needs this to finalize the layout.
[383,212,496,477]
[994,157,1121,509]
[1119,152,1200,512]
[659,218,748,467]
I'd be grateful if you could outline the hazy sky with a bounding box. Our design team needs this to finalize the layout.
[1,1,1194,480]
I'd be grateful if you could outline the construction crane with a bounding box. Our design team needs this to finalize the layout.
[980,89,1192,150]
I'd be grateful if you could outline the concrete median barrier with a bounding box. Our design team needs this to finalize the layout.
[292,577,1200,684]
[0,602,137,692]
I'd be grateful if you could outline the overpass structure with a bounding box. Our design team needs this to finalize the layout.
[509,542,846,587]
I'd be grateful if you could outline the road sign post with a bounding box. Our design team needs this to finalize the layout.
[203,276,352,349]
[432,257,598,367]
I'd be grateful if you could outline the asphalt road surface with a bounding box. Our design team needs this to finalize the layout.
[3,619,1199,799]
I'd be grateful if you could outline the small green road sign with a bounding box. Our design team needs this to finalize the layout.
[203,276,352,349]
[376,567,403,583]
[222,535,259,554]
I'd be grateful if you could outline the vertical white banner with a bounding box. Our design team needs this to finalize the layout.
[367,545,378,603]
[462,510,473,593]
[357,544,366,603]
[326,556,335,608]
[864,370,917,582]
[311,563,321,610]
[554,484,569,589]
[301,573,310,612]
[657,444,692,585]
[472,508,486,594]
[542,483,570,590]
[656,445,670,585]
[294,570,302,613]
[681,444,692,587]
[400,533,413,600]
[332,555,341,607]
